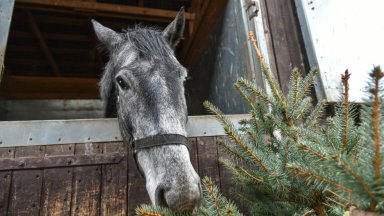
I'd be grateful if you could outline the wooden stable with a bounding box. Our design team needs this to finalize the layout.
[0,115,244,215]
[0,0,313,215]
[1,0,227,100]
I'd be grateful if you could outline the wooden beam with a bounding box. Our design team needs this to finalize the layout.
[25,10,61,76]
[0,75,100,99]
[8,45,93,56]
[11,31,91,42]
[17,0,195,21]
[182,0,228,68]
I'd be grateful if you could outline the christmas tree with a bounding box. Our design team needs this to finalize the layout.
[204,32,383,215]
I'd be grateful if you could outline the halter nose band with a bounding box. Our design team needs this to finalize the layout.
[132,134,188,151]
[131,134,189,177]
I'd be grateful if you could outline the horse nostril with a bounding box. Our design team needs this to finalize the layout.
[155,187,168,208]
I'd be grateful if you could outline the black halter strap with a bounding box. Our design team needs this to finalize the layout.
[130,134,188,177]
[132,134,188,152]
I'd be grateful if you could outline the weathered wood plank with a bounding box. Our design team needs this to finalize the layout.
[40,144,74,216]
[262,0,309,94]
[70,143,102,216]
[0,152,124,171]
[0,147,14,215]
[101,142,128,216]
[8,146,45,215]
[196,137,220,186]
[216,136,232,197]
[187,137,199,172]
[127,149,150,214]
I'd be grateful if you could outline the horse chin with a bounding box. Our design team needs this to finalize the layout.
[138,145,202,212]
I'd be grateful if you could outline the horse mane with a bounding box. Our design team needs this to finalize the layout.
[123,26,175,63]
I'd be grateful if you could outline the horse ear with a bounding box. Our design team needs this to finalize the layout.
[162,7,185,49]
[92,19,122,51]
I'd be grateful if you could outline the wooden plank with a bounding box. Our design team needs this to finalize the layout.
[0,75,99,100]
[127,149,150,214]
[11,30,91,42]
[17,0,196,21]
[0,147,14,215]
[262,0,309,94]
[40,144,74,216]
[26,10,61,76]
[71,143,102,216]
[8,146,45,215]
[101,142,128,216]
[8,45,91,55]
[187,137,199,172]
[196,137,220,186]
[0,152,124,171]
[216,136,232,197]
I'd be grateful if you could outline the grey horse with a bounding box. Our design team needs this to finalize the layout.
[92,8,201,212]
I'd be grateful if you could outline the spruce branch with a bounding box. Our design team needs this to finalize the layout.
[202,177,221,216]
[331,155,377,208]
[369,66,383,186]
[225,129,270,174]
[341,69,351,147]
[288,166,352,193]
[304,100,326,128]
[288,68,302,117]
[236,79,276,106]
[297,68,318,102]
[248,31,285,106]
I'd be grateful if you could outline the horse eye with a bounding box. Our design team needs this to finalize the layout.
[116,76,129,90]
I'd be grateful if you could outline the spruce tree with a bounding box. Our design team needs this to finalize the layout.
[204,32,384,215]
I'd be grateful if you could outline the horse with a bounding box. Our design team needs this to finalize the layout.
[92,8,201,212]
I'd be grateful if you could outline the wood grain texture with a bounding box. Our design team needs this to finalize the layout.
[101,142,128,216]
[70,143,102,216]
[0,147,14,215]
[127,149,150,214]
[8,146,45,215]
[196,137,220,187]
[40,144,74,216]
[261,0,309,94]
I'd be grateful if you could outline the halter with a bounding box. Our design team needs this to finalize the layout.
[130,134,189,177]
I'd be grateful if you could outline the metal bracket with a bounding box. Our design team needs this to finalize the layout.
[0,152,125,171]
[245,0,259,20]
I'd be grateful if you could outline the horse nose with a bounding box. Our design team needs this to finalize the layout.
[155,181,202,212]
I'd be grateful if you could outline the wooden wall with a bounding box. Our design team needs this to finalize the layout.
[260,0,309,94]
[0,136,233,215]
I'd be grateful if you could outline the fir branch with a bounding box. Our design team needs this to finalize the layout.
[202,177,221,216]
[325,196,347,208]
[341,70,351,147]
[325,189,350,204]
[226,129,270,173]
[369,66,383,186]
[232,190,257,206]
[299,144,328,160]
[234,83,256,110]
[136,209,163,216]
[304,100,326,128]
[289,68,302,117]
[236,79,276,106]
[293,97,312,121]
[297,68,318,102]
[288,166,352,193]
[283,140,290,171]
[239,167,266,184]
[331,155,377,208]
[248,31,285,106]
[217,140,247,161]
